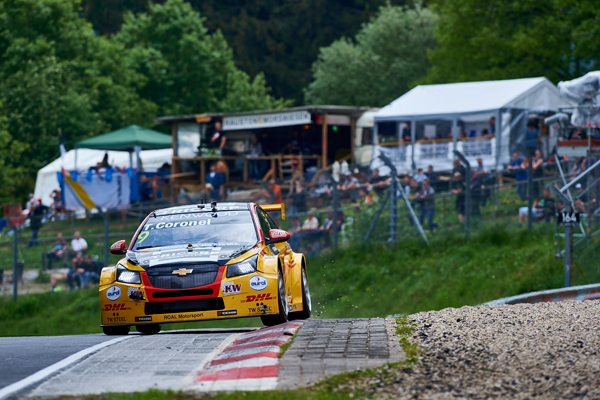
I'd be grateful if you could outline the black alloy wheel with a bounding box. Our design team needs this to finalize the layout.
[102,325,130,336]
[289,267,311,320]
[261,269,288,326]
[136,324,162,335]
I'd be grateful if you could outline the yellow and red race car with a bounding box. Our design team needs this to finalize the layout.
[99,202,310,335]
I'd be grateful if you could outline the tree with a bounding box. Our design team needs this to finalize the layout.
[305,5,436,107]
[424,0,586,84]
[0,109,27,204]
[0,0,157,195]
[115,0,287,117]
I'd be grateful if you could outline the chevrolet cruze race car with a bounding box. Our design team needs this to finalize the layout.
[100,202,311,335]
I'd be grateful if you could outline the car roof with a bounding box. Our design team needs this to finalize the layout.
[153,202,252,216]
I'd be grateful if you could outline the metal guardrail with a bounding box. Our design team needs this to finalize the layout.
[484,283,600,305]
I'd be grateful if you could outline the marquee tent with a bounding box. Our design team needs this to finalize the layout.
[34,148,172,207]
[75,124,172,151]
[371,77,569,174]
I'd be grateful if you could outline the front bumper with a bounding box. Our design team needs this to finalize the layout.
[99,272,279,326]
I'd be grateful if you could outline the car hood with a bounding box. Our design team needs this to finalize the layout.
[130,243,255,270]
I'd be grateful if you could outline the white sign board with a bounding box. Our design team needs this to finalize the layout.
[223,111,311,131]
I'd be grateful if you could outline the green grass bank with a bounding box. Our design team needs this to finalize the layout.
[1,223,598,337]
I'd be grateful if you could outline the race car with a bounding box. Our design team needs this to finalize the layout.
[99,202,311,335]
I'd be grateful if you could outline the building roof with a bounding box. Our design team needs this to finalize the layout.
[154,105,372,125]
[374,77,568,121]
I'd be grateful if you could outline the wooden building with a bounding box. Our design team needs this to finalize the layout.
[154,106,371,188]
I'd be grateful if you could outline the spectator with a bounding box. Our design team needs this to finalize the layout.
[490,116,496,136]
[267,179,283,204]
[66,255,84,290]
[302,212,319,231]
[507,152,527,201]
[208,121,227,154]
[451,160,466,223]
[531,149,545,199]
[289,217,302,250]
[139,174,158,201]
[575,183,596,213]
[205,163,225,201]
[49,275,63,292]
[26,193,38,214]
[525,121,540,156]
[46,233,67,269]
[368,168,389,194]
[481,129,490,138]
[518,188,555,224]
[291,179,308,214]
[401,175,411,197]
[71,231,88,254]
[402,122,412,143]
[27,202,44,247]
[342,171,361,205]
[427,165,437,183]
[416,179,438,232]
[50,189,62,212]
[247,136,263,182]
[473,158,493,205]
[413,168,427,184]
[79,255,102,288]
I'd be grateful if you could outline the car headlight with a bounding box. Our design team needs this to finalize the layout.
[227,255,258,278]
[117,264,141,284]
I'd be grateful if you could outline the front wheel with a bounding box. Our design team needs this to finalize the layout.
[261,269,288,326]
[102,325,130,336]
[136,324,162,335]
[289,267,311,320]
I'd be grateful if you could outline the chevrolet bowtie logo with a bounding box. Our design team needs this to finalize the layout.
[172,268,193,276]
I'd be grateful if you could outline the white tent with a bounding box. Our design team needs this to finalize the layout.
[372,77,569,174]
[34,148,172,206]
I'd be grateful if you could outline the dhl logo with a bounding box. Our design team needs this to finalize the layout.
[103,303,130,311]
[242,293,275,303]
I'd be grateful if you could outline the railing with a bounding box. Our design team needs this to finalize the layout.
[172,154,322,186]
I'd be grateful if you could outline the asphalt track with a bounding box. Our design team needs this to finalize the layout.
[0,335,116,389]
[0,320,399,398]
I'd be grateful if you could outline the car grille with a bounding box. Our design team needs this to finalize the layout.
[145,298,225,315]
[147,264,219,289]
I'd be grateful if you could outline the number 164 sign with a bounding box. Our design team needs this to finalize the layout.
[557,212,580,226]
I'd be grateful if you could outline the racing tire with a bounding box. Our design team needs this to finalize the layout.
[289,267,311,320]
[261,269,288,326]
[136,324,162,335]
[102,325,130,336]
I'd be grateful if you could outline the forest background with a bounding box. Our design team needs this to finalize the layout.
[2,0,600,202]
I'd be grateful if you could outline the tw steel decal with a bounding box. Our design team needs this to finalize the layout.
[241,293,275,303]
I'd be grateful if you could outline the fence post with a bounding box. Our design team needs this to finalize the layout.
[390,171,397,244]
[331,176,339,249]
[11,220,17,301]
[527,155,533,231]
[453,150,470,236]
[97,208,110,268]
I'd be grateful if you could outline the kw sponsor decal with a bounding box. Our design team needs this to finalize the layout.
[217,310,237,316]
[106,285,121,301]
[103,303,132,312]
[135,316,152,322]
[222,281,242,295]
[241,293,275,303]
[128,287,145,300]
[249,275,268,291]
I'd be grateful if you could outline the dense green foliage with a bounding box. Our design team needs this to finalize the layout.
[425,0,597,84]
[305,6,436,107]
[3,223,594,336]
[80,0,404,103]
[0,0,286,201]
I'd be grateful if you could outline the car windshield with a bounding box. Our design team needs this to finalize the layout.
[131,210,258,250]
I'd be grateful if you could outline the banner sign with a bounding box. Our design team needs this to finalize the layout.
[63,170,131,211]
[419,142,450,160]
[223,111,311,131]
[370,145,407,176]
[463,139,493,157]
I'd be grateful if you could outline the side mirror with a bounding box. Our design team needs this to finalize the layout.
[267,229,291,244]
[110,240,127,255]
